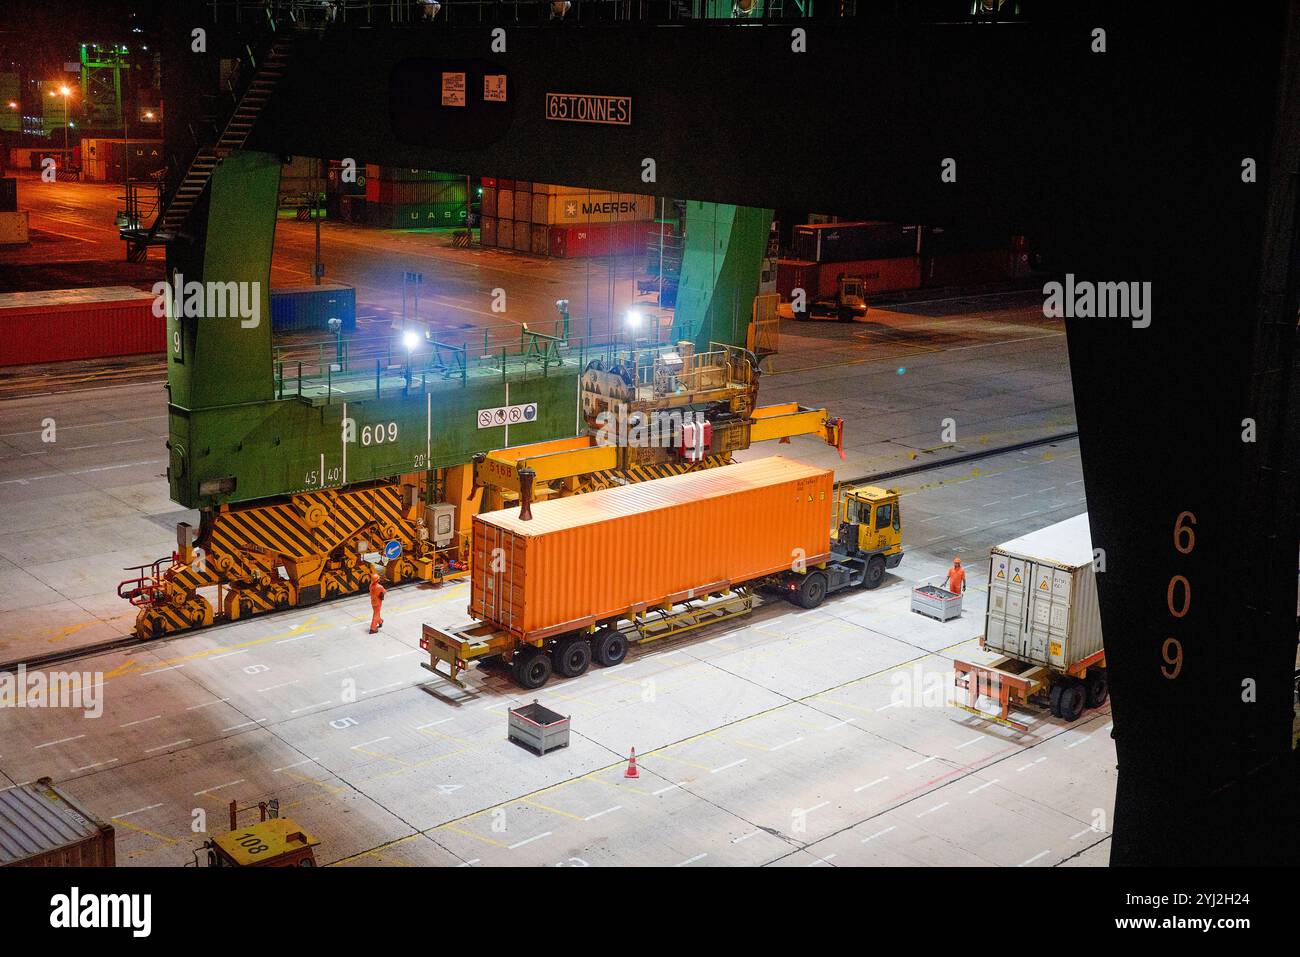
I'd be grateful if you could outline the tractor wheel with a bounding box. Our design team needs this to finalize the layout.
[863,555,887,590]
[593,628,628,667]
[1085,668,1109,708]
[512,647,553,690]
[553,636,593,678]
[1056,681,1086,722]
[793,572,828,609]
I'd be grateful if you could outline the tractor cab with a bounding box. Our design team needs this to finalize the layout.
[837,276,867,315]
[835,484,903,561]
[204,798,320,868]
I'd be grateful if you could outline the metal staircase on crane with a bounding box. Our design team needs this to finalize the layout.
[121,33,293,261]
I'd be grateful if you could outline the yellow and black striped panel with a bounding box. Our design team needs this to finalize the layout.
[209,500,330,561]
[579,454,733,492]
[207,483,419,565]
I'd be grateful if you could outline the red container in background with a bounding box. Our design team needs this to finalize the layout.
[818,257,922,295]
[776,259,819,300]
[547,221,656,259]
[365,178,467,205]
[920,249,1012,288]
[0,287,162,366]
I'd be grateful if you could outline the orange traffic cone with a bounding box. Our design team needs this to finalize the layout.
[624,747,640,779]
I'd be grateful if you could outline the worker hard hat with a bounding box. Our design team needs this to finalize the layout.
[953,557,961,565]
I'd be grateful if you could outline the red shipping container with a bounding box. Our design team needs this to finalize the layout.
[547,222,656,259]
[817,257,922,295]
[776,259,819,301]
[0,287,163,366]
[920,249,1012,288]
[481,177,498,189]
[365,179,467,205]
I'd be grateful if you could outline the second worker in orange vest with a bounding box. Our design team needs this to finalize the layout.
[945,557,966,595]
[368,572,387,634]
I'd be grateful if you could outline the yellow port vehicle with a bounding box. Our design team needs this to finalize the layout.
[202,799,319,868]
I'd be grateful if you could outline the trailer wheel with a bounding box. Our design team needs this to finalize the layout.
[553,636,592,678]
[1085,668,1109,708]
[593,628,628,667]
[512,648,553,689]
[1049,683,1064,718]
[863,555,887,590]
[1056,681,1086,722]
[793,572,828,609]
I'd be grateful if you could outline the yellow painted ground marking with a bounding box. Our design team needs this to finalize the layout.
[440,823,509,849]
[112,818,181,847]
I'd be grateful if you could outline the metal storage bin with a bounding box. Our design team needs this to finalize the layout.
[912,584,962,621]
[507,700,570,756]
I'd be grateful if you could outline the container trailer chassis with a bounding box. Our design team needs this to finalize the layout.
[422,585,756,688]
[952,646,1108,732]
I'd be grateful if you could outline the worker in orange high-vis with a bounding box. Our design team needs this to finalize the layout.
[368,570,387,634]
[945,557,966,595]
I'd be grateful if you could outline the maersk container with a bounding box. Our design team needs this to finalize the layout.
[0,777,115,867]
[470,456,833,643]
[983,513,1104,672]
[269,282,357,333]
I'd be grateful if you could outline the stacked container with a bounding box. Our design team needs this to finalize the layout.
[480,181,657,258]
[918,225,1012,288]
[363,166,468,229]
[79,138,164,183]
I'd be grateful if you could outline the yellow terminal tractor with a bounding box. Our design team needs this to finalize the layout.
[774,483,904,608]
[200,798,320,868]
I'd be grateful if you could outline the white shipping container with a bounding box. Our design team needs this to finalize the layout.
[983,513,1103,671]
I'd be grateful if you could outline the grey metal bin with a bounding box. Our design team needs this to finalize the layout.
[507,700,571,756]
[911,584,963,621]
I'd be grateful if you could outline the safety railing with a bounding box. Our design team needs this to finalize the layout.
[206,0,868,28]
[271,315,703,402]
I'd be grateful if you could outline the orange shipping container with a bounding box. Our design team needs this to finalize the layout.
[469,457,833,642]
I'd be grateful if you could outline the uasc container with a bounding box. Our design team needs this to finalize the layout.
[469,456,833,642]
[983,513,1103,671]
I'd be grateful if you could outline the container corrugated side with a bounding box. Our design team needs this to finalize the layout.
[269,283,357,333]
[0,778,115,867]
[817,256,922,295]
[470,456,833,641]
[0,287,161,365]
[983,513,1104,670]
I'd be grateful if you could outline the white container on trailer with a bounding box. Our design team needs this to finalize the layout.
[983,513,1103,672]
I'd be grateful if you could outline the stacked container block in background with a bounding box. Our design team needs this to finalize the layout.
[363,165,468,229]
[480,180,660,258]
